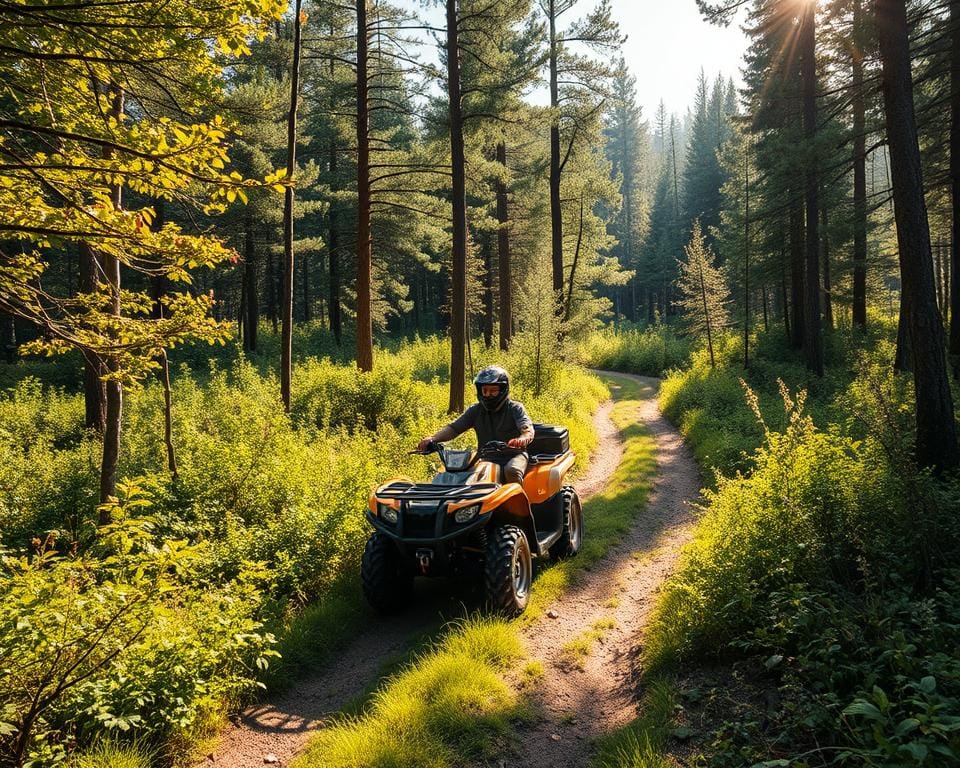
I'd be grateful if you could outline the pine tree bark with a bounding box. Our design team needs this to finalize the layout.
[496,141,512,351]
[243,208,258,353]
[801,1,823,376]
[744,141,750,369]
[281,0,303,410]
[301,253,310,323]
[951,0,960,373]
[79,241,106,433]
[482,233,494,348]
[853,0,869,329]
[328,140,342,346]
[790,198,805,350]
[876,0,959,472]
[447,0,467,413]
[822,204,833,329]
[548,0,564,311]
[356,0,374,372]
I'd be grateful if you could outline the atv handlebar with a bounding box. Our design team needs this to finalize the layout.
[411,440,527,469]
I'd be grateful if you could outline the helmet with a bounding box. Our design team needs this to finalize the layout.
[474,365,510,412]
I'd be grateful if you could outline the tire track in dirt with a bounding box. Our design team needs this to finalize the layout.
[503,373,701,768]
[197,394,623,768]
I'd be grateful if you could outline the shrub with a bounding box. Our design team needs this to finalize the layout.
[579,325,692,378]
[0,484,276,767]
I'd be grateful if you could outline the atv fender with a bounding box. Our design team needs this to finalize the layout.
[485,486,540,556]
[369,477,415,513]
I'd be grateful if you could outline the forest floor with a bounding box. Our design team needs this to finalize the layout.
[198,373,700,768]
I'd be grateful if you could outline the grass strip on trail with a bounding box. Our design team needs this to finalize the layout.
[589,680,679,768]
[290,373,658,768]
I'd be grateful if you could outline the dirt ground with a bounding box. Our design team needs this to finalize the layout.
[199,372,700,767]
[503,373,700,767]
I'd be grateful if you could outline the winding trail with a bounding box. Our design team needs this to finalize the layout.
[199,372,700,768]
[507,373,700,767]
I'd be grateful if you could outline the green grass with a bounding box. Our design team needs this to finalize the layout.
[68,740,154,768]
[560,617,617,669]
[590,679,679,768]
[290,372,659,768]
[290,617,526,768]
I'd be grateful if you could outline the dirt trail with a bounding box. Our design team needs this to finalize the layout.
[198,394,624,768]
[508,373,700,768]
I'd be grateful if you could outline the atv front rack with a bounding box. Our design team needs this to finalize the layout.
[376,481,499,501]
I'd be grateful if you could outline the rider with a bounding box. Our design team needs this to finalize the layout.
[417,365,535,485]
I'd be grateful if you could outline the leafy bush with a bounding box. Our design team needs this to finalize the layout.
[0,484,276,767]
[645,328,960,767]
[579,325,692,378]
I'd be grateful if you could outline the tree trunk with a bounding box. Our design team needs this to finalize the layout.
[744,140,750,369]
[281,0,303,411]
[823,204,834,329]
[801,1,823,377]
[243,208,258,353]
[548,0,564,311]
[267,248,278,334]
[328,142,342,346]
[356,0,374,372]
[496,141,512,351]
[301,252,311,323]
[99,86,125,512]
[447,0,467,413]
[0,311,14,363]
[853,0,868,330]
[565,195,585,323]
[79,241,106,433]
[951,0,960,373]
[790,199,805,350]
[482,233,494,348]
[876,0,959,472]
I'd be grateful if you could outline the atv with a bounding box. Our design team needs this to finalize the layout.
[360,424,582,617]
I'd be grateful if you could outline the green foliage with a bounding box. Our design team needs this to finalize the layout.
[0,483,276,767]
[0,337,606,763]
[645,329,960,767]
[579,325,692,377]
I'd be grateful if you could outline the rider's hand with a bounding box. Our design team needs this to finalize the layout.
[507,436,531,449]
[416,437,433,453]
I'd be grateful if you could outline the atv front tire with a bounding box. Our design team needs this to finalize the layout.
[549,486,583,560]
[361,532,413,613]
[484,524,532,616]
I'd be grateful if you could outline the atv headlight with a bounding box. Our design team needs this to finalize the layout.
[454,504,481,524]
[378,503,398,524]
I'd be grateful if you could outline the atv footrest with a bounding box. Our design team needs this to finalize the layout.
[377,482,499,501]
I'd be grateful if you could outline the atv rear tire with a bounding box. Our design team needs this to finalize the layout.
[484,524,532,616]
[361,532,413,613]
[549,486,583,560]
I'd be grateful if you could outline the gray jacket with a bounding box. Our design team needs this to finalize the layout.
[448,400,533,447]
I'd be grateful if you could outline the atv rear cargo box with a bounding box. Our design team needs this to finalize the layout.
[529,424,569,456]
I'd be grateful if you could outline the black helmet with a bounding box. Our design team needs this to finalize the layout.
[474,365,510,412]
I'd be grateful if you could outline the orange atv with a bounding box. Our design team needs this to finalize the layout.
[361,424,583,616]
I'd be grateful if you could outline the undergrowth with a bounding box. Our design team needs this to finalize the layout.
[636,324,960,767]
[0,333,605,767]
